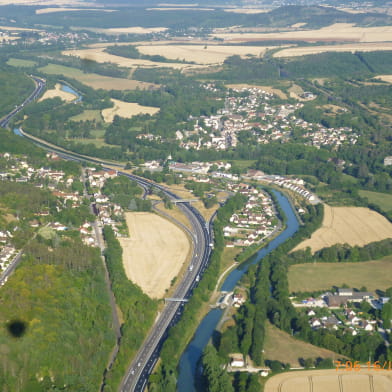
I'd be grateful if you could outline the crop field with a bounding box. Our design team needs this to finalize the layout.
[274,42,392,57]
[288,255,392,293]
[213,23,392,43]
[119,212,190,299]
[101,98,159,123]
[62,47,203,70]
[265,369,392,392]
[35,7,116,14]
[292,205,392,253]
[375,75,392,83]
[264,322,340,367]
[38,64,157,90]
[359,190,392,213]
[6,58,37,67]
[38,83,78,102]
[136,44,283,64]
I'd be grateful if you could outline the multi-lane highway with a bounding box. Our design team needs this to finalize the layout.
[0,75,46,128]
[118,173,212,392]
[0,76,212,392]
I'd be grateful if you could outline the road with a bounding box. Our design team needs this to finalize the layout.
[0,251,23,287]
[0,77,212,392]
[118,172,212,392]
[0,75,46,129]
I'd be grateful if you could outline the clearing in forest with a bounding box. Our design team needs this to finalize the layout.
[101,98,159,123]
[288,256,392,293]
[119,212,190,299]
[264,369,392,392]
[292,205,392,253]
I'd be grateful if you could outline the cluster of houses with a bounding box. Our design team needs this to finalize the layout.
[85,168,125,236]
[173,85,359,153]
[0,245,16,273]
[307,307,377,335]
[302,124,358,149]
[224,183,278,247]
[244,170,320,204]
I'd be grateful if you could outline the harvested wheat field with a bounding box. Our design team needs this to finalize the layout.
[39,64,157,91]
[265,369,392,392]
[137,44,281,64]
[38,83,77,102]
[274,42,392,57]
[102,98,159,123]
[62,47,202,70]
[35,7,116,14]
[213,23,392,43]
[375,75,392,83]
[293,205,392,253]
[119,212,190,298]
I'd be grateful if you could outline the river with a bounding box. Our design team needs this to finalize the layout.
[177,189,300,391]
[61,84,82,103]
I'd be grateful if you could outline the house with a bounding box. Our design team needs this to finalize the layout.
[230,354,245,368]
[310,318,321,328]
[307,309,316,317]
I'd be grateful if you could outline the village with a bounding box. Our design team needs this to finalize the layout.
[0,151,125,277]
[176,85,358,152]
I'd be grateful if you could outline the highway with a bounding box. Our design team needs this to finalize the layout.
[0,75,46,129]
[118,172,212,392]
[0,76,213,392]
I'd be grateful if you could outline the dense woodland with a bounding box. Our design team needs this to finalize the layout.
[0,183,115,391]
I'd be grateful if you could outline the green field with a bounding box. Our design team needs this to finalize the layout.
[70,109,103,122]
[359,189,392,212]
[264,322,341,367]
[288,256,392,293]
[7,58,37,68]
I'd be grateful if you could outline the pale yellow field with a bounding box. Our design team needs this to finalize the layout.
[146,7,214,11]
[119,212,190,299]
[101,98,159,123]
[38,83,77,102]
[226,83,288,99]
[39,63,158,91]
[62,47,203,70]
[213,23,392,43]
[223,8,270,14]
[136,44,281,64]
[274,42,392,57]
[293,205,392,253]
[36,7,115,14]
[375,75,392,83]
[0,25,41,31]
[265,369,392,392]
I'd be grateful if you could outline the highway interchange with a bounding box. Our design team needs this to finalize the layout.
[0,76,213,392]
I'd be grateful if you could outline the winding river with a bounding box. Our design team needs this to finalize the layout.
[177,189,300,391]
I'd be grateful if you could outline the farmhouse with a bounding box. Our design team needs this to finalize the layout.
[325,288,374,307]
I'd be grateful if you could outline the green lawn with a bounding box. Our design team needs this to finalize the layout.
[7,58,37,68]
[359,189,392,212]
[264,322,341,367]
[288,255,392,293]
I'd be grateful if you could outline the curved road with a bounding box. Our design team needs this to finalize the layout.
[0,75,45,128]
[118,173,212,392]
[1,77,212,392]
